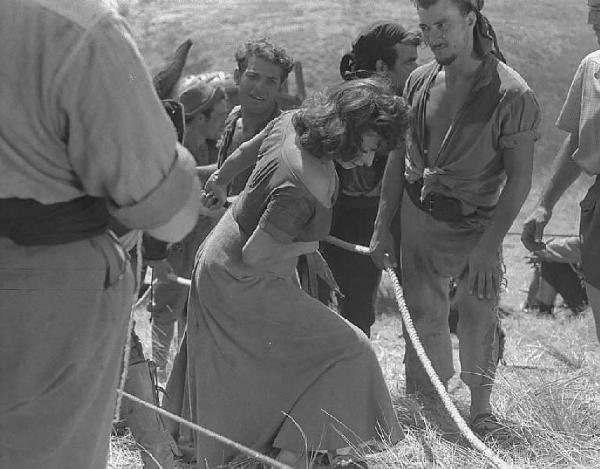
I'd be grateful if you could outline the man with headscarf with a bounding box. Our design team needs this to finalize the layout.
[521,0,600,344]
[320,22,419,337]
[371,0,541,436]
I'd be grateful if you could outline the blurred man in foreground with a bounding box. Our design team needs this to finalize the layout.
[0,1,202,468]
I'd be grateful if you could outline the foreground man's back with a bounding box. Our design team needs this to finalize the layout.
[0,1,201,468]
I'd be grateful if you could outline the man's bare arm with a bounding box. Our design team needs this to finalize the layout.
[201,127,270,207]
[196,163,218,185]
[468,140,534,298]
[370,146,405,268]
[521,132,582,251]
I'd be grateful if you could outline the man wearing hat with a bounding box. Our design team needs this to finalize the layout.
[180,77,229,168]
[371,0,541,435]
[149,78,228,383]
[522,0,600,344]
[319,22,419,337]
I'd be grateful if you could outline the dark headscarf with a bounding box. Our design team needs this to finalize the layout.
[469,0,506,63]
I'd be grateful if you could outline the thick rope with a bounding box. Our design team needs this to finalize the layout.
[167,272,192,286]
[504,231,574,238]
[118,390,293,469]
[114,231,143,422]
[324,235,511,469]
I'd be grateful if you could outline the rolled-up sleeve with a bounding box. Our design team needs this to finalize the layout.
[56,13,194,230]
[557,55,600,175]
[258,185,315,243]
[498,89,542,150]
[110,143,196,229]
[556,60,584,134]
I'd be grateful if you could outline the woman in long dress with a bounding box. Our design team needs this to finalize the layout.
[188,78,410,468]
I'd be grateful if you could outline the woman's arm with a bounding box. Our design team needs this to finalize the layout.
[370,146,405,268]
[196,163,218,185]
[202,122,273,207]
[241,183,319,269]
[242,227,318,268]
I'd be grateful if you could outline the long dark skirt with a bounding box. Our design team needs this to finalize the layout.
[185,211,403,467]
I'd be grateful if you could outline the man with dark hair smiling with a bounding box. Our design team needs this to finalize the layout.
[371,0,541,435]
[218,38,295,195]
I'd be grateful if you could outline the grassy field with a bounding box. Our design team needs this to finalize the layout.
[109,1,600,468]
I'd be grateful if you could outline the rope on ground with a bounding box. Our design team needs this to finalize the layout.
[118,390,293,469]
[114,231,143,422]
[324,235,511,469]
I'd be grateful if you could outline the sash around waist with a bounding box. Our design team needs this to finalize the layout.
[0,196,109,246]
[405,179,495,223]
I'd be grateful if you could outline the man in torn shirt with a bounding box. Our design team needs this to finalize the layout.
[371,0,540,436]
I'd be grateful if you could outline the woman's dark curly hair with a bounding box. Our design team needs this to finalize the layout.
[292,78,410,162]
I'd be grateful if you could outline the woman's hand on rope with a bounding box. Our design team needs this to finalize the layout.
[369,227,397,270]
[201,169,228,209]
[306,250,341,297]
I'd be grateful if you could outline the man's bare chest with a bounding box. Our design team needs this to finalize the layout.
[424,77,473,162]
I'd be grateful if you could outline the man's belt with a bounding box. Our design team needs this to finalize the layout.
[0,196,109,246]
[405,179,493,223]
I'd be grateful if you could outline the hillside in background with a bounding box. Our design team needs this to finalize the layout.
[108,4,600,468]
[127,0,598,234]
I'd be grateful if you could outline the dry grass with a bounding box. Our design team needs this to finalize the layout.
[108,1,600,467]
[110,284,600,469]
